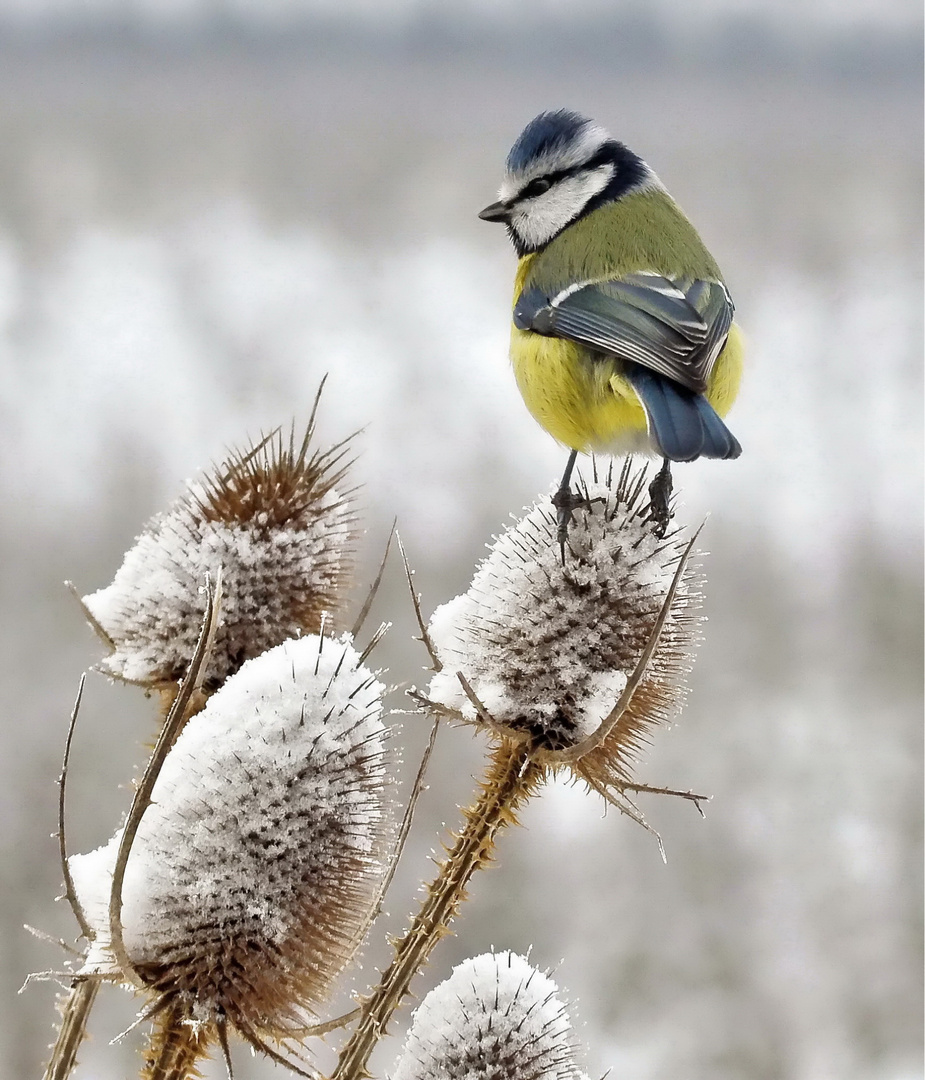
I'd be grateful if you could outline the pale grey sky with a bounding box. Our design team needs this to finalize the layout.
[0,0,920,30]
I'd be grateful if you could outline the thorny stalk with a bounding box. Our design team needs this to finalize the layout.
[330,737,543,1080]
[41,979,100,1080]
[342,714,442,966]
[141,1000,208,1080]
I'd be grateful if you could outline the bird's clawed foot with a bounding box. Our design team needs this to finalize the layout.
[552,485,589,561]
[647,458,673,538]
[552,450,583,561]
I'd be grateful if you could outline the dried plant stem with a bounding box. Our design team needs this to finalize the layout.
[58,674,91,942]
[343,714,442,967]
[109,573,221,986]
[331,737,543,1080]
[42,979,100,1080]
[142,1001,209,1080]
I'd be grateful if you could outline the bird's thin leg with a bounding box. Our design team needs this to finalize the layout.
[648,457,673,538]
[551,450,585,560]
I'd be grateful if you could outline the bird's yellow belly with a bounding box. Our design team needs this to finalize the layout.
[510,326,649,454]
[509,322,744,456]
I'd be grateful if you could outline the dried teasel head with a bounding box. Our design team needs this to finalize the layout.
[392,951,588,1080]
[82,392,356,693]
[425,461,703,814]
[68,632,394,1070]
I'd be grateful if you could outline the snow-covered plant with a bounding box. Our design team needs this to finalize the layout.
[426,461,701,810]
[82,400,355,693]
[68,633,393,1073]
[42,435,715,1080]
[393,951,587,1080]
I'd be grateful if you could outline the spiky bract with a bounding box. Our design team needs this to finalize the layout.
[83,423,356,691]
[392,951,586,1080]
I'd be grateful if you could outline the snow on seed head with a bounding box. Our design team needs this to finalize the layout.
[82,421,357,693]
[392,950,587,1080]
[427,464,702,782]
[69,632,393,1052]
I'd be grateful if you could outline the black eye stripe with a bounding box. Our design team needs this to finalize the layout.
[520,177,552,198]
[517,146,620,201]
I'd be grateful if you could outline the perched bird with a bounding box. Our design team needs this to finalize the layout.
[479,109,743,546]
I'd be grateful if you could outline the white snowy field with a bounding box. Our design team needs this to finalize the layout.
[2,25,921,1080]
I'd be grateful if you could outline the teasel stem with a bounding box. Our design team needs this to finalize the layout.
[42,978,100,1080]
[331,737,543,1080]
[142,1000,208,1080]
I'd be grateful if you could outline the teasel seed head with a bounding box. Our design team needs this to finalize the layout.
[82,409,357,693]
[68,632,393,1060]
[392,951,588,1080]
[426,462,702,793]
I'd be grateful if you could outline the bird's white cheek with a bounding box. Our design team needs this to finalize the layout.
[512,166,614,249]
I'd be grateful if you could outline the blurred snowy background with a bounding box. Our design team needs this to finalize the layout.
[3,0,922,1078]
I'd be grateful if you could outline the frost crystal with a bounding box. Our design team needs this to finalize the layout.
[427,465,701,766]
[69,633,392,1037]
[392,951,586,1080]
[83,424,355,690]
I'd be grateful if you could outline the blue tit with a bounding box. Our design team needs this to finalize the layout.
[479,109,743,544]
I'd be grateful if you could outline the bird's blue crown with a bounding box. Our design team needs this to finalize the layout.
[505,109,595,174]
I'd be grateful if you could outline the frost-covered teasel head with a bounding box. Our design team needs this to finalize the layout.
[82,417,356,692]
[426,463,701,784]
[69,633,393,1061]
[393,951,588,1080]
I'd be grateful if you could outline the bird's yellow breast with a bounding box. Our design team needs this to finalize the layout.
[509,254,744,455]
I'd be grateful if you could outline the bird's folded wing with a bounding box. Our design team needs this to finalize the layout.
[514,272,733,393]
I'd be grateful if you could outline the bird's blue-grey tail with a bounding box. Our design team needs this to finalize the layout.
[626,367,742,462]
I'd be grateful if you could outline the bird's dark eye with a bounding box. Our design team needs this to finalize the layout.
[522,177,552,198]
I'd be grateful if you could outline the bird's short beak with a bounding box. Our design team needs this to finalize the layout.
[478,200,511,223]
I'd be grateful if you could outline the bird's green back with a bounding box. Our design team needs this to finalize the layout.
[524,189,724,294]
